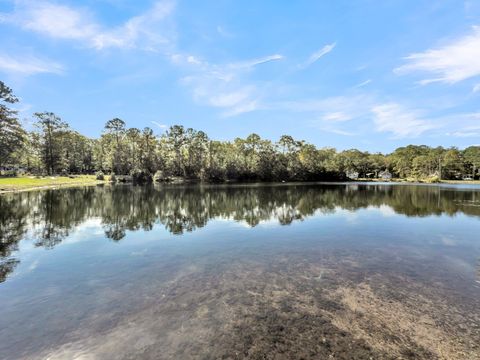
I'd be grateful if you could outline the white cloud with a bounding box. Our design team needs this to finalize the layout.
[92,1,174,50]
[222,100,259,117]
[473,83,480,92]
[299,43,336,69]
[447,117,480,137]
[353,79,372,88]
[230,54,283,69]
[371,103,436,138]
[186,55,202,65]
[321,111,352,122]
[280,95,375,137]
[279,95,464,139]
[395,26,480,84]
[449,129,480,137]
[319,127,355,136]
[437,112,480,137]
[151,121,168,129]
[1,0,175,50]
[282,94,373,120]
[184,75,260,117]
[217,25,234,38]
[177,53,282,117]
[0,53,64,75]
[208,87,254,107]
[12,1,97,41]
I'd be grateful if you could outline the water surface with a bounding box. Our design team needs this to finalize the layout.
[1,183,479,359]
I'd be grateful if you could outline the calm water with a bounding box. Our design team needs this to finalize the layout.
[1,183,479,359]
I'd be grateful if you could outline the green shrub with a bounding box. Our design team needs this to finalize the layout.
[95,171,105,180]
[205,167,226,183]
[424,175,440,183]
[1,170,17,177]
[130,169,152,183]
[153,170,165,182]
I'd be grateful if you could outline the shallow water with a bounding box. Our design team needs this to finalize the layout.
[0,183,479,359]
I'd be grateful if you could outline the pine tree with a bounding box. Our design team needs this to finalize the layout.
[0,81,26,167]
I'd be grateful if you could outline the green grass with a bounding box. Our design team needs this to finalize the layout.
[439,179,480,184]
[355,178,480,185]
[0,175,107,193]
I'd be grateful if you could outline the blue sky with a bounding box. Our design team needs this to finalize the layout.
[1,0,480,152]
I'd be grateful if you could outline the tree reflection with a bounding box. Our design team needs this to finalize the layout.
[1,183,480,282]
[0,194,30,283]
[477,258,480,284]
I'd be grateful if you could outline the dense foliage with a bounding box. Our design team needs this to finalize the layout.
[1,81,480,181]
[0,81,25,167]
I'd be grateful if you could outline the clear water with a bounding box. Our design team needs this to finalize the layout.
[1,183,479,359]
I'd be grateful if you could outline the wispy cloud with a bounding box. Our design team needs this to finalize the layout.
[222,100,259,117]
[176,53,282,117]
[1,0,175,50]
[372,103,436,138]
[321,112,353,122]
[230,54,283,69]
[0,53,64,75]
[151,121,168,129]
[5,1,98,41]
[276,94,460,139]
[216,25,234,38]
[299,43,336,69]
[181,76,259,117]
[473,83,480,92]
[395,26,480,84]
[444,113,480,137]
[319,127,356,136]
[207,87,255,107]
[92,1,175,50]
[353,79,372,88]
[282,94,373,121]
[281,94,374,137]
[448,128,480,137]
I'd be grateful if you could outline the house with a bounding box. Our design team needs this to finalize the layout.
[346,170,359,180]
[379,170,392,180]
[0,166,26,176]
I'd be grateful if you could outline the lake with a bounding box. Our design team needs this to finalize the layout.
[0,183,479,359]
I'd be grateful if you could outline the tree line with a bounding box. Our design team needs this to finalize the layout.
[2,80,480,182]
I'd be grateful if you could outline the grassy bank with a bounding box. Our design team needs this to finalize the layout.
[357,177,480,184]
[0,175,107,193]
[439,179,480,184]
[1,176,480,194]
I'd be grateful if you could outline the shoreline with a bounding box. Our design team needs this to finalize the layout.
[1,176,480,194]
[0,176,108,194]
